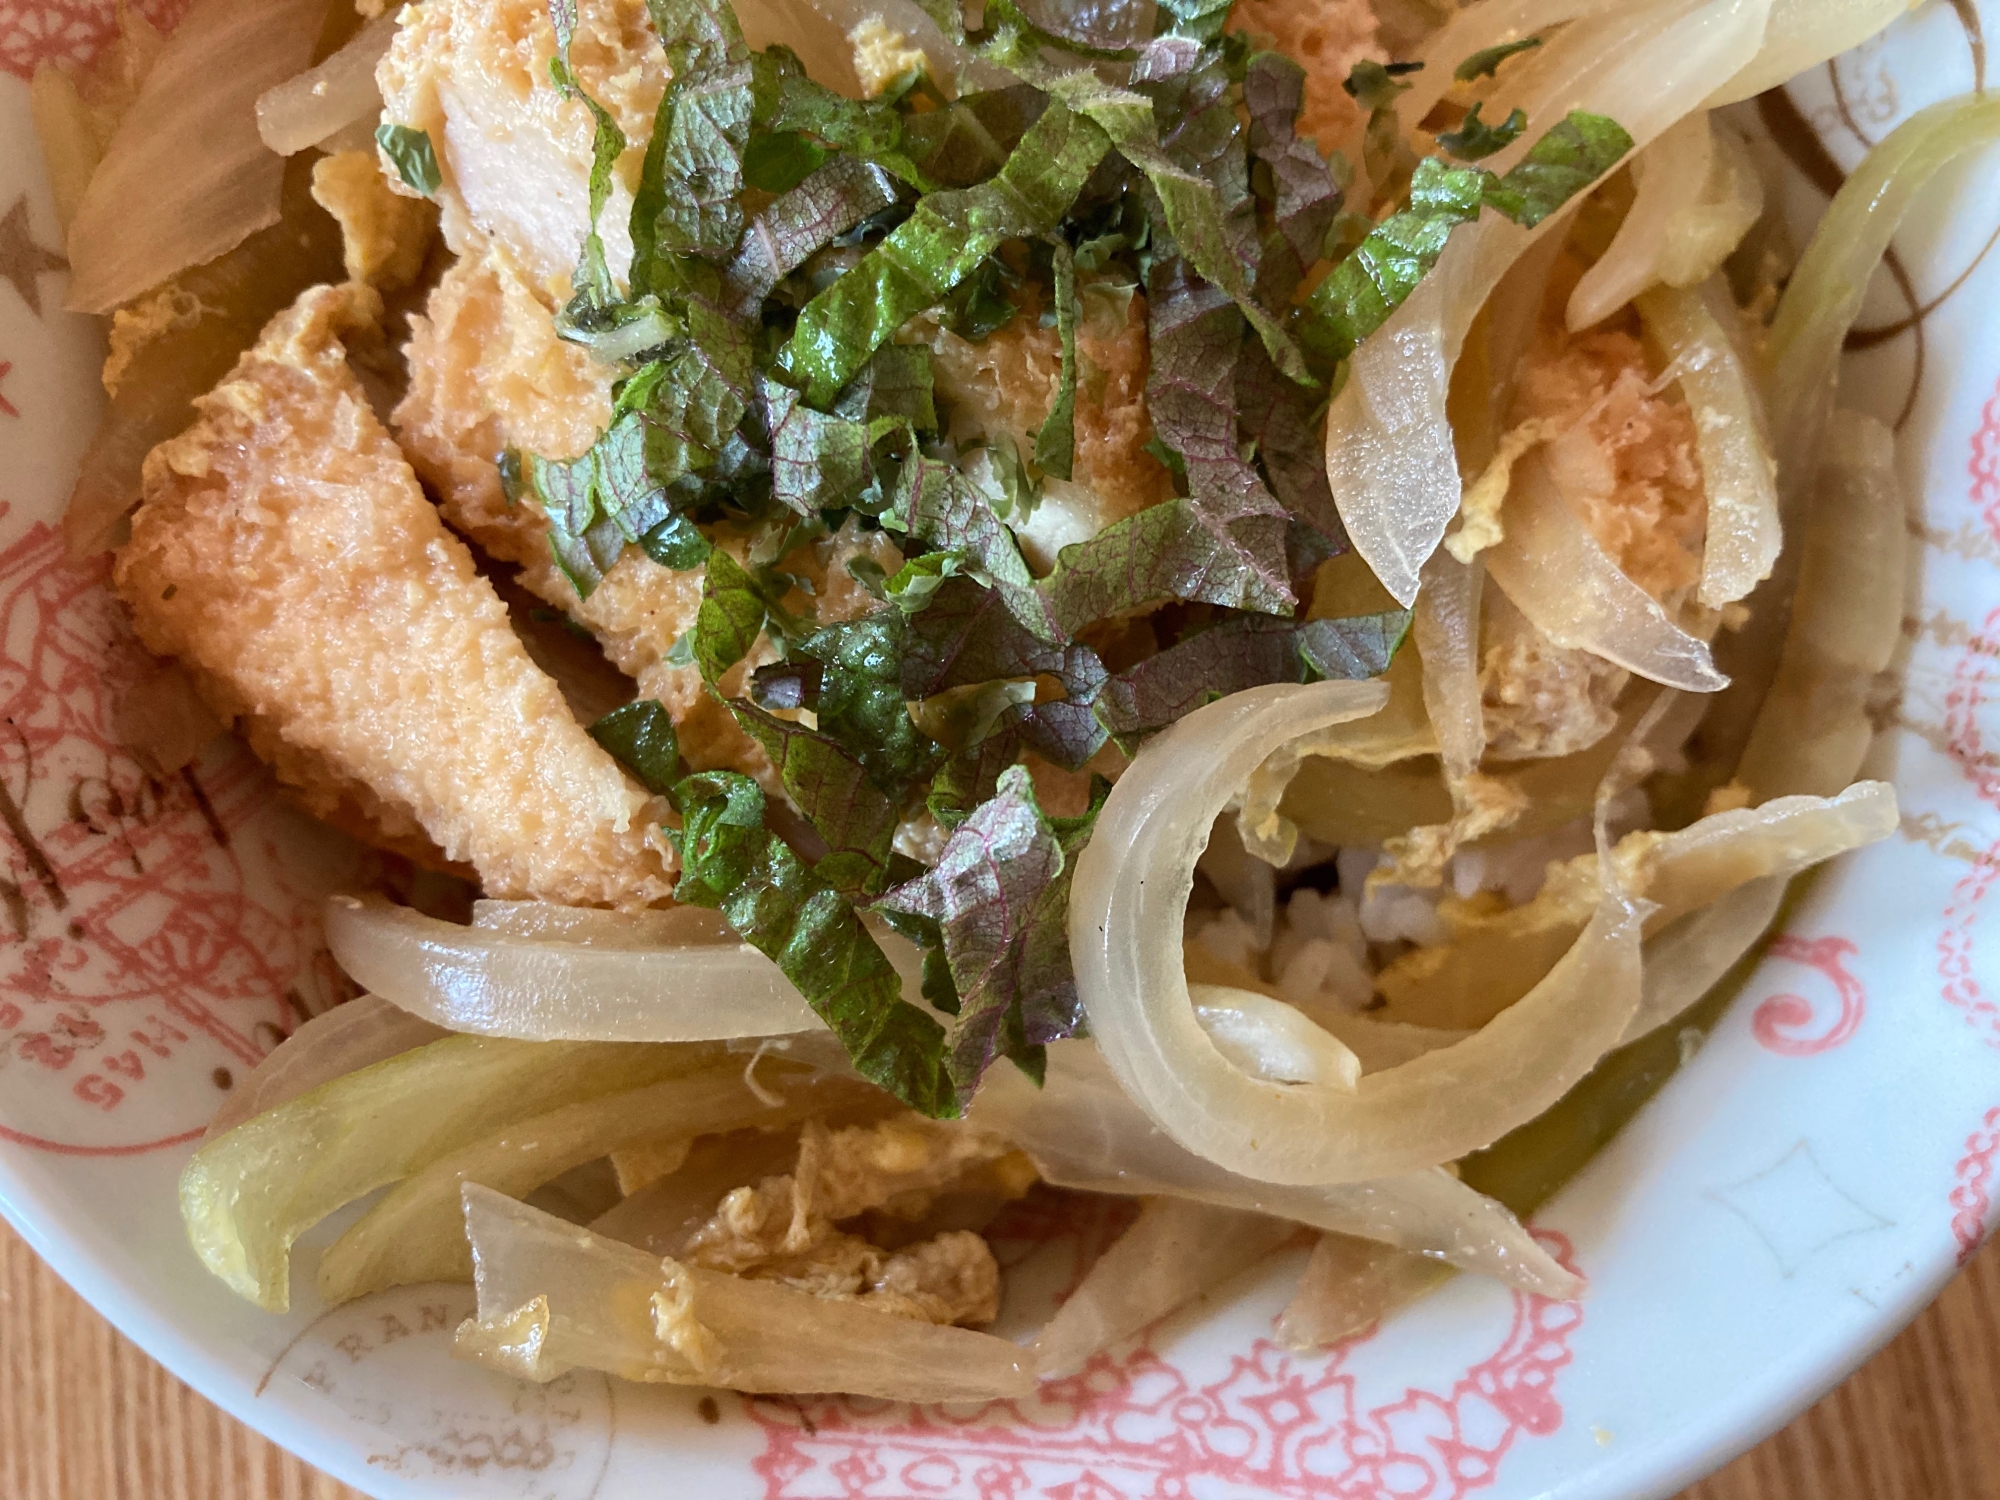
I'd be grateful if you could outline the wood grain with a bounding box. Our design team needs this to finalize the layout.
[5,1219,1998,1500]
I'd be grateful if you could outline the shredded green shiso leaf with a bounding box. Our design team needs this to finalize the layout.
[531,0,1631,1115]
[376,123,443,197]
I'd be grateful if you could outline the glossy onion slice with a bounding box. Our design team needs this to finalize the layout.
[1326,0,1771,605]
[1070,680,1647,1186]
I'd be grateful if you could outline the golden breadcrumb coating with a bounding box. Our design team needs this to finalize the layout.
[1225,0,1380,156]
[1510,326,1708,603]
[391,246,772,777]
[394,247,903,784]
[117,284,673,908]
[924,284,1174,571]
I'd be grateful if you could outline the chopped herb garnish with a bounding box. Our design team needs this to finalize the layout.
[490,0,1631,1115]
[588,699,683,794]
[375,124,442,197]
[1455,37,1542,81]
[1437,101,1529,161]
[876,763,1101,1092]
[673,769,956,1117]
[1032,238,1079,478]
[782,99,1111,404]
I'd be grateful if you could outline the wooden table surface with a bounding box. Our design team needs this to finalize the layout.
[5,1218,1998,1500]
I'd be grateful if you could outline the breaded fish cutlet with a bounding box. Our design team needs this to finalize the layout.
[115,283,675,909]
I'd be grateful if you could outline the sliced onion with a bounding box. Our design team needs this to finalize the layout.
[471,899,735,945]
[326,895,830,1040]
[1031,1199,1296,1376]
[972,1041,1579,1294]
[256,15,396,156]
[1375,780,1897,1028]
[62,155,346,559]
[66,0,326,313]
[1639,279,1781,608]
[1706,0,1918,106]
[1277,1233,1454,1349]
[1326,0,1771,605]
[1072,680,1649,1185]
[114,660,225,779]
[181,1036,721,1311]
[1621,875,1784,1044]
[1195,815,1277,947]
[592,1130,805,1254]
[204,996,445,1140]
[1394,548,1527,876]
[1316,1012,1472,1072]
[1738,414,1904,799]
[1567,110,1761,330]
[1485,450,1727,692]
[1233,677,1399,865]
[317,1062,863,1304]
[1191,985,1361,1089]
[1415,552,1486,787]
[457,1185,1035,1399]
[1392,0,1623,145]
[1766,94,2000,486]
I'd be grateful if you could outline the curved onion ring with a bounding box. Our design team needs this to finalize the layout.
[1567,111,1764,330]
[1071,680,1648,1186]
[1485,450,1727,692]
[1765,93,2000,491]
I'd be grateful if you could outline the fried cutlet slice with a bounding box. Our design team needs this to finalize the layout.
[391,247,902,785]
[116,283,674,908]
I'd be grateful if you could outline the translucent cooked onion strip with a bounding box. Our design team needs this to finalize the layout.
[326,896,829,1041]
[1624,415,1909,1044]
[204,996,445,1140]
[1568,112,1762,330]
[1737,415,1906,800]
[1639,280,1781,608]
[65,0,325,314]
[1376,782,1896,1029]
[1707,0,1921,105]
[1192,985,1362,1089]
[1326,0,1771,605]
[1766,93,2000,483]
[592,1131,805,1254]
[1032,1200,1296,1376]
[255,14,395,156]
[973,1042,1579,1295]
[1277,1233,1454,1349]
[1485,450,1727,692]
[1233,675,1401,865]
[1622,875,1785,1044]
[316,1062,863,1304]
[471,899,736,945]
[457,1186,1036,1400]
[181,1036,722,1311]
[1072,681,1648,1186]
[1393,0,1621,144]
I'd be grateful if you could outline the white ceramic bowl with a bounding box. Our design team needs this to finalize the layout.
[4,7,2000,1498]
